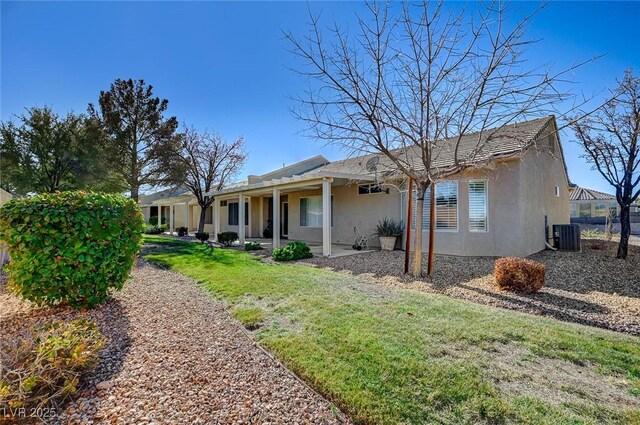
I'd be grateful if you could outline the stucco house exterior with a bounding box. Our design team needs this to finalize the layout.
[177,116,568,257]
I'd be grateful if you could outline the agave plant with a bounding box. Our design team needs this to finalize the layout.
[375,217,405,237]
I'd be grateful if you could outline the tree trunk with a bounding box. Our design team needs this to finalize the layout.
[131,185,139,203]
[412,183,428,277]
[427,183,436,277]
[617,204,631,259]
[197,206,207,234]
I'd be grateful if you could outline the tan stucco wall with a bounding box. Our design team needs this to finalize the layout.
[1,189,13,206]
[284,185,402,247]
[517,134,570,255]
[404,161,525,257]
[404,136,569,257]
[218,197,250,236]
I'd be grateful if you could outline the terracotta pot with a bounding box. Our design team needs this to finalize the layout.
[379,236,397,251]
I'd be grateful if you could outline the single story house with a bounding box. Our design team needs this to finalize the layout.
[569,186,619,219]
[193,116,570,257]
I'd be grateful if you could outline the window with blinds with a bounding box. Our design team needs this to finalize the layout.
[411,181,459,232]
[435,181,458,231]
[468,180,488,232]
[300,196,333,227]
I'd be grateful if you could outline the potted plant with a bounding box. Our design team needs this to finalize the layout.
[375,217,404,251]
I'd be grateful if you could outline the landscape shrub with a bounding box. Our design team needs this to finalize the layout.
[148,215,167,226]
[0,191,144,308]
[217,232,238,247]
[375,217,405,237]
[244,241,263,251]
[581,228,602,239]
[272,241,313,261]
[195,232,210,242]
[494,257,545,293]
[0,318,106,412]
[144,224,163,234]
[176,226,188,237]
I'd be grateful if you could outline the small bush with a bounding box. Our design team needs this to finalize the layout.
[494,257,545,293]
[0,319,107,412]
[159,224,168,232]
[148,215,167,226]
[581,228,602,239]
[0,191,144,309]
[176,226,188,237]
[144,224,163,234]
[217,232,238,247]
[273,241,313,261]
[231,307,265,330]
[244,241,263,251]
[195,232,210,242]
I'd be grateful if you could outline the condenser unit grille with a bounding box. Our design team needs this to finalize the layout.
[553,224,581,251]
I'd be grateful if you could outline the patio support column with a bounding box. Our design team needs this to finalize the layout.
[238,193,246,245]
[169,204,175,235]
[184,201,190,231]
[322,178,332,257]
[214,198,220,241]
[259,197,264,238]
[272,189,280,249]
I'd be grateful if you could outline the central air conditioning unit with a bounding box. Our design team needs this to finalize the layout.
[553,224,581,251]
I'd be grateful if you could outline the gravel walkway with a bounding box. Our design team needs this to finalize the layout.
[1,261,348,424]
[303,240,640,336]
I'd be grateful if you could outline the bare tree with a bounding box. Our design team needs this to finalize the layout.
[572,69,640,259]
[159,126,247,233]
[286,1,585,277]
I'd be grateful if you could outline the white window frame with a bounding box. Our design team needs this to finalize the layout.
[299,195,334,228]
[554,185,560,197]
[468,179,488,233]
[435,181,459,233]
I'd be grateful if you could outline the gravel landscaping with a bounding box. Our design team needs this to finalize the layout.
[0,261,348,424]
[303,239,640,336]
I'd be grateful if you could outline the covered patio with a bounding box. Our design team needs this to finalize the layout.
[206,171,376,257]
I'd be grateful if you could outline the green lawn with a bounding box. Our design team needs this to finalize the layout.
[142,236,640,424]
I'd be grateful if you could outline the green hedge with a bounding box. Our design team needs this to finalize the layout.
[217,232,238,247]
[0,191,144,308]
[273,241,313,261]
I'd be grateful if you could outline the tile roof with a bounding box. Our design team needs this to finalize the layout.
[569,186,616,201]
[309,116,556,178]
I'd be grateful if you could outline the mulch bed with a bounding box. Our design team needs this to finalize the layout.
[302,240,640,336]
[0,261,348,424]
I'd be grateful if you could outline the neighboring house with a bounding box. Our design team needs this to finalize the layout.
[0,188,13,265]
[200,116,570,257]
[139,187,207,233]
[569,186,619,219]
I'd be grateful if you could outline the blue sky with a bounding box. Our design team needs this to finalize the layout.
[2,1,639,194]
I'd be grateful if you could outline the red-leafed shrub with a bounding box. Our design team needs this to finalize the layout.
[494,257,545,293]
